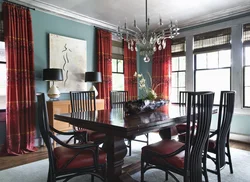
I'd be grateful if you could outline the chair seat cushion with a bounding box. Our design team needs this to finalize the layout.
[54,146,106,170]
[179,133,217,152]
[142,139,185,169]
[77,129,105,142]
[208,135,217,152]
[87,130,106,142]
[176,122,196,134]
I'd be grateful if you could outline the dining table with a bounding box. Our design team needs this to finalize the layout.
[54,104,214,182]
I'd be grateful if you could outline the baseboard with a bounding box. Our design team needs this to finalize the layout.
[230,133,250,143]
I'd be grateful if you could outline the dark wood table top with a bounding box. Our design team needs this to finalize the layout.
[54,105,189,138]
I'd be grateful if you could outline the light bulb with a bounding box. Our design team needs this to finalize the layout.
[157,38,161,45]
[144,55,150,62]
[142,37,146,45]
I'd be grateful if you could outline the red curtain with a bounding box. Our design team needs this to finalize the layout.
[3,2,36,155]
[152,39,172,99]
[124,41,137,100]
[96,29,112,109]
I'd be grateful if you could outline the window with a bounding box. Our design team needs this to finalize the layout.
[112,40,124,90]
[194,28,231,104]
[112,59,124,90]
[171,56,186,103]
[0,41,6,109]
[171,38,186,103]
[243,24,250,107]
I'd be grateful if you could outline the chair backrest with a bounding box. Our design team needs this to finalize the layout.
[36,93,56,173]
[70,91,96,112]
[216,91,235,166]
[179,91,193,106]
[184,91,214,181]
[110,91,128,108]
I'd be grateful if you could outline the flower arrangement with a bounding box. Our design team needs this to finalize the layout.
[134,71,163,101]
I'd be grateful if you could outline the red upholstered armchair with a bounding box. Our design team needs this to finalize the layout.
[141,92,214,182]
[37,93,107,182]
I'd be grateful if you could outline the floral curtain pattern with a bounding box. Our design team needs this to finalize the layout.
[124,40,137,100]
[3,2,36,155]
[152,39,172,99]
[96,29,112,109]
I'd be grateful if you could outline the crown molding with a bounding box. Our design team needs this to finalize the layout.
[8,0,250,31]
[9,0,119,32]
[181,3,250,29]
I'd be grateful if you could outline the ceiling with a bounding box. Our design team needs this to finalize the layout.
[13,0,250,31]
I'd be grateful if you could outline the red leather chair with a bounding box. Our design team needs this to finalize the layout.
[70,91,106,144]
[37,93,107,182]
[141,92,214,182]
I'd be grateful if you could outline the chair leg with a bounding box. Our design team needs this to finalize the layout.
[165,171,168,181]
[141,159,144,182]
[91,174,94,182]
[145,133,149,145]
[202,157,209,182]
[128,139,132,156]
[226,143,234,174]
[216,156,222,182]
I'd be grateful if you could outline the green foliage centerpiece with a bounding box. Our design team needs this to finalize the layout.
[125,72,168,114]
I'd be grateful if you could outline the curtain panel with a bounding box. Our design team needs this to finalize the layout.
[2,2,36,155]
[152,39,172,100]
[96,29,112,109]
[123,41,137,100]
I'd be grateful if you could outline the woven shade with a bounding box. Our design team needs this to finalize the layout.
[243,23,250,45]
[194,28,231,54]
[171,37,186,57]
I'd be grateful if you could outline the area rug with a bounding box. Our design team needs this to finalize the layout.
[0,137,250,182]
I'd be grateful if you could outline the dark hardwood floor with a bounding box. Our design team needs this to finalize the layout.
[0,140,249,171]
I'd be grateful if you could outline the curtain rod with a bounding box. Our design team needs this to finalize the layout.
[4,0,36,11]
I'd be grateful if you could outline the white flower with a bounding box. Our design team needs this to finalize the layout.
[137,74,142,78]
[133,71,137,77]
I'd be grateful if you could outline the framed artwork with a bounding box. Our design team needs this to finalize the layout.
[49,33,87,93]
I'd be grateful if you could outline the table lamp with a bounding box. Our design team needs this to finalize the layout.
[43,68,63,100]
[85,71,102,97]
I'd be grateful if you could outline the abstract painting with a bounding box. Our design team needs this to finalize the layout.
[49,33,87,93]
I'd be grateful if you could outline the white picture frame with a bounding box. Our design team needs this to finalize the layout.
[49,33,87,93]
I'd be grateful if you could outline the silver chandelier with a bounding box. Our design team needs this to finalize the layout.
[117,0,180,62]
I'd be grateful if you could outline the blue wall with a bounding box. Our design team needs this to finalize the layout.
[0,9,97,145]
[32,10,97,100]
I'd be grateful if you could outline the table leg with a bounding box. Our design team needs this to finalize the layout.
[102,135,127,182]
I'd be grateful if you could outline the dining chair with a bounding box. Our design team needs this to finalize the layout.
[70,91,105,144]
[110,91,149,156]
[141,91,214,182]
[203,91,235,182]
[37,93,107,182]
[175,91,194,134]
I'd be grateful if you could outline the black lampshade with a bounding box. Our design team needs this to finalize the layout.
[85,72,102,83]
[43,68,63,81]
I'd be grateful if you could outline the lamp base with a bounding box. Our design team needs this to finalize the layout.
[89,85,98,97]
[48,84,60,100]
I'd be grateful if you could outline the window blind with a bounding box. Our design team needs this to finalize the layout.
[243,23,250,45]
[194,28,231,54]
[171,37,185,57]
[112,40,123,60]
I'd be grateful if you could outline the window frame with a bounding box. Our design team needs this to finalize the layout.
[171,56,186,104]
[194,50,232,105]
[243,46,250,108]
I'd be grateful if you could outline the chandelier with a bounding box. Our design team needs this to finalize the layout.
[117,0,180,62]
